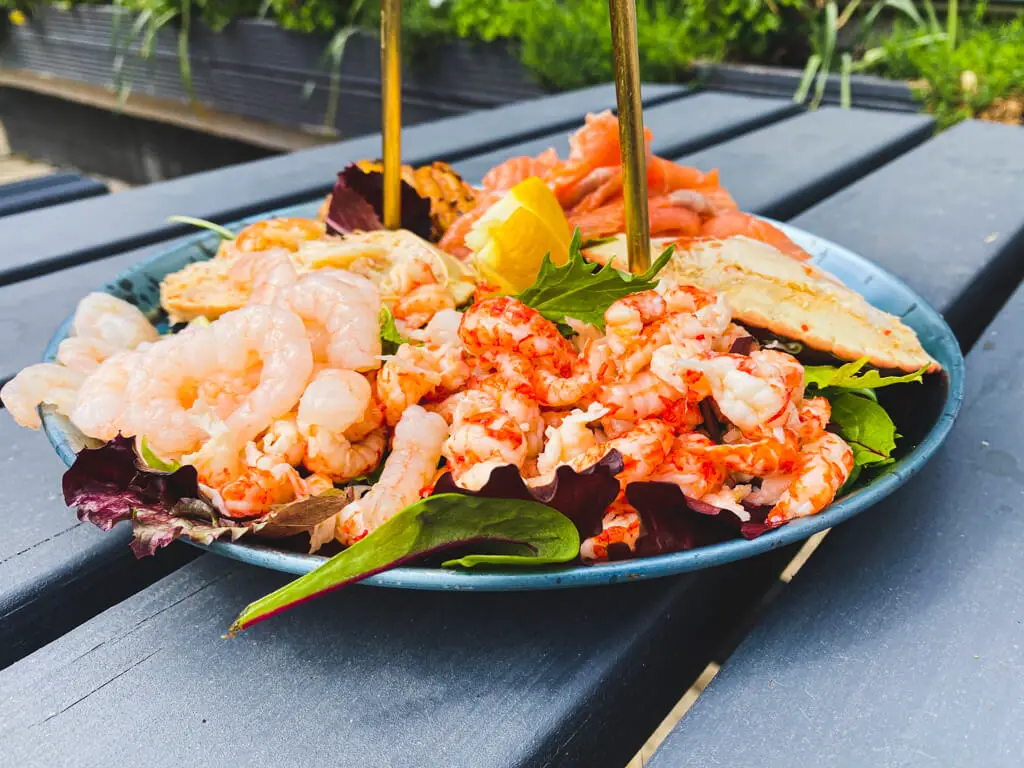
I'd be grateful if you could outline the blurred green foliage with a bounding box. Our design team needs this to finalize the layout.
[867,8,1024,128]
[4,0,1021,131]
[2,0,805,90]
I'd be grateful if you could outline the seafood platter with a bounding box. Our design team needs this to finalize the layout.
[3,114,962,633]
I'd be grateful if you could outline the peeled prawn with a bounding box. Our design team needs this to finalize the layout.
[561,419,674,485]
[376,342,469,425]
[598,370,702,434]
[650,432,728,499]
[443,390,528,489]
[232,249,298,305]
[471,350,544,457]
[580,498,641,562]
[536,402,608,477]
[767,433,854,526]
[336,405,448,545]
[72,292,159,351]
[651,351,791,436]
[408,308,463,347]
[297,369,384,481]
[390,257,455,331]
[56,337,122,374]
[459,296,576,372]
[70,350,141,440]
[699,432,799,477]
[275,272,381,371]
[124,305,312,468]
[219,456,304,519]
[258,411,306,467]
[1,363,84,429]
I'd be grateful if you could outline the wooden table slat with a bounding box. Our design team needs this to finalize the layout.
[0,417,195,669]
[0,83,686,287]
[0,548,796,768]
[678,106,934,219]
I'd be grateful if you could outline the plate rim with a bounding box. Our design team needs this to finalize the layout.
[40,206,966,590]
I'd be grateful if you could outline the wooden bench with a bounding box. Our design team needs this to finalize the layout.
[0,172,107,218]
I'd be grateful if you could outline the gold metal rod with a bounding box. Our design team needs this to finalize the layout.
[608,0,650,273]
[381,0,402,229]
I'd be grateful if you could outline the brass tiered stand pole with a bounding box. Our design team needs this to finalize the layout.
[608,0,651,273]
[381,0,402,229]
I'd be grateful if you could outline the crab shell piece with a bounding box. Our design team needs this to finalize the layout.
[585,234,940,374]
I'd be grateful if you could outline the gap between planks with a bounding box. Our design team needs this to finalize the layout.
[0,119,132,192]
[624,530,830,767]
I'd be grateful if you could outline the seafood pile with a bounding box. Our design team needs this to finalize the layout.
[436,110,805,262]
[0,111,941,630]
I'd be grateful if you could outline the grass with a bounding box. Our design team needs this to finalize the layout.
[867,14,1024,129]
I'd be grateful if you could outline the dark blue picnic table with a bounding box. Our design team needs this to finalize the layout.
[1,85,1023,768]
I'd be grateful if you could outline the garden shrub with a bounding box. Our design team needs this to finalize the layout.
[869,12,1024,128]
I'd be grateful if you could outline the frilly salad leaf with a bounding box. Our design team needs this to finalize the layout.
[516,229,674,332]
[64,435,346,556]
[379,306,412,355]
[62,434,248,557]
[803,357,928,474]
[804,357,927,392]
[325,163,433,240]
[228,494,580,634]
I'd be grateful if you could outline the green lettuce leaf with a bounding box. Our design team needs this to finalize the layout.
[827,392,899,468]
[139,436,181,472]
[804,357,927,391]
[379,306,412,355]
[228,494,579,634]
[516,229,674,331]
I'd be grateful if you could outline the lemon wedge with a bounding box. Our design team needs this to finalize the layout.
[466,177,572,293]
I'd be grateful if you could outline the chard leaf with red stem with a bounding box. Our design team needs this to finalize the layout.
[228,494,579,634]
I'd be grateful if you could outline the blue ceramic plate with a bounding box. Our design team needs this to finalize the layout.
[41,203,964,590]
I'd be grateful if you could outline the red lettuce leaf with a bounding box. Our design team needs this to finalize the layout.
[624,481,772,556]
[699,399,723,444]
[432,450,624,540]
[62,435,257,557]
[325,163,432,240]
[728,335,756,355]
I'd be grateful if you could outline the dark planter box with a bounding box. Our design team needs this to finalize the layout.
[0,5,545,138]
[691,62,918,113]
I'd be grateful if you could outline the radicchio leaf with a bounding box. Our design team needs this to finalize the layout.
[325,163,432,240]
[625,481,773,555]
[63,435,263,557]
[432,450,624,540]
[699,399,723,444]
[728,335,756,356]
